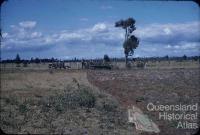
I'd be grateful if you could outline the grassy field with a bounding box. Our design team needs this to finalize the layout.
[0,70,134,134]
[1,60,199,70]
[0,60,199,134]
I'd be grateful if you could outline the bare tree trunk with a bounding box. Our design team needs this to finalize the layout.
[125,28,128,40]
[125,28,128,68]
[125,54,128,68]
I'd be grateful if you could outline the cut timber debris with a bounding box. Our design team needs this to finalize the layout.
[128,105,160,133]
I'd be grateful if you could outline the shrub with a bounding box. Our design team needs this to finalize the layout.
[40,85,96,112]
[103,102,117,112]
[104,54,110,62]
[137,61,145,68]
[77,88,96,108]
[19,104,28,113]
[16,64,21,67]
[126,62,131,69]
[23,62,28,67]
[3,96,19,105]
[96,95,118,112]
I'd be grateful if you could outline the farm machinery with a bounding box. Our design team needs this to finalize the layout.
[48,61,70,69]
[82,60,112,70]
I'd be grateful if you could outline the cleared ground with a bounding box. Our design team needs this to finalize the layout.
[0,61,199,135]
[87,68,200,135]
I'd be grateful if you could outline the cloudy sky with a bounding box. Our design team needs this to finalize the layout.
[1,0,200,59]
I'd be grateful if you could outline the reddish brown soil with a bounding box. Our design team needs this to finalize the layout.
[87,68,200,135]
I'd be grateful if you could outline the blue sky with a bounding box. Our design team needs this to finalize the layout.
[1,0,200,59]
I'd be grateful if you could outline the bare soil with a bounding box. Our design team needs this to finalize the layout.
[87,68,200,135]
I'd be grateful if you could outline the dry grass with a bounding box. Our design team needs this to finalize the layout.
[1,60,199,134]
[0,70,133,134]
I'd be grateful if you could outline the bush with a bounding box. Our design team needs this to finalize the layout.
[77,88,96,108]
[19,104,28,113]
[104,54,110,62]
[96,95,119,112]
[126,62,131,69]
[3,96,19,105]
[23,62,28,67]
[16,64,21,67]
[137,61,145,68]
[41,85,96,112]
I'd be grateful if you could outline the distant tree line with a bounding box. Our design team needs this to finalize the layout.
[0,54,199,64]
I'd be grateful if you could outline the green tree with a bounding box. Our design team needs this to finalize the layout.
[15,54,21,67]
[0,0,7,5]
[164,55,169,60]
[183,55,187,60]
[35,57,40,64]
[104,54,110,62]
[115,17,139,67]
[15,54,21,64]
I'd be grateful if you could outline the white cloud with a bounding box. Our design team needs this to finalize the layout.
[19,21,37,29]
[2,32,9,38]
[30,32,42,38]
[44,36,53,44]
[59,33,83,40]
[91,23,108,33]
[163,28,172,35]
[136,21,200,44]
[165,45,172,49]
[181,42,200,50]
[2,21,200,58]
[43,22,122,44]
[165,42,200,50]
